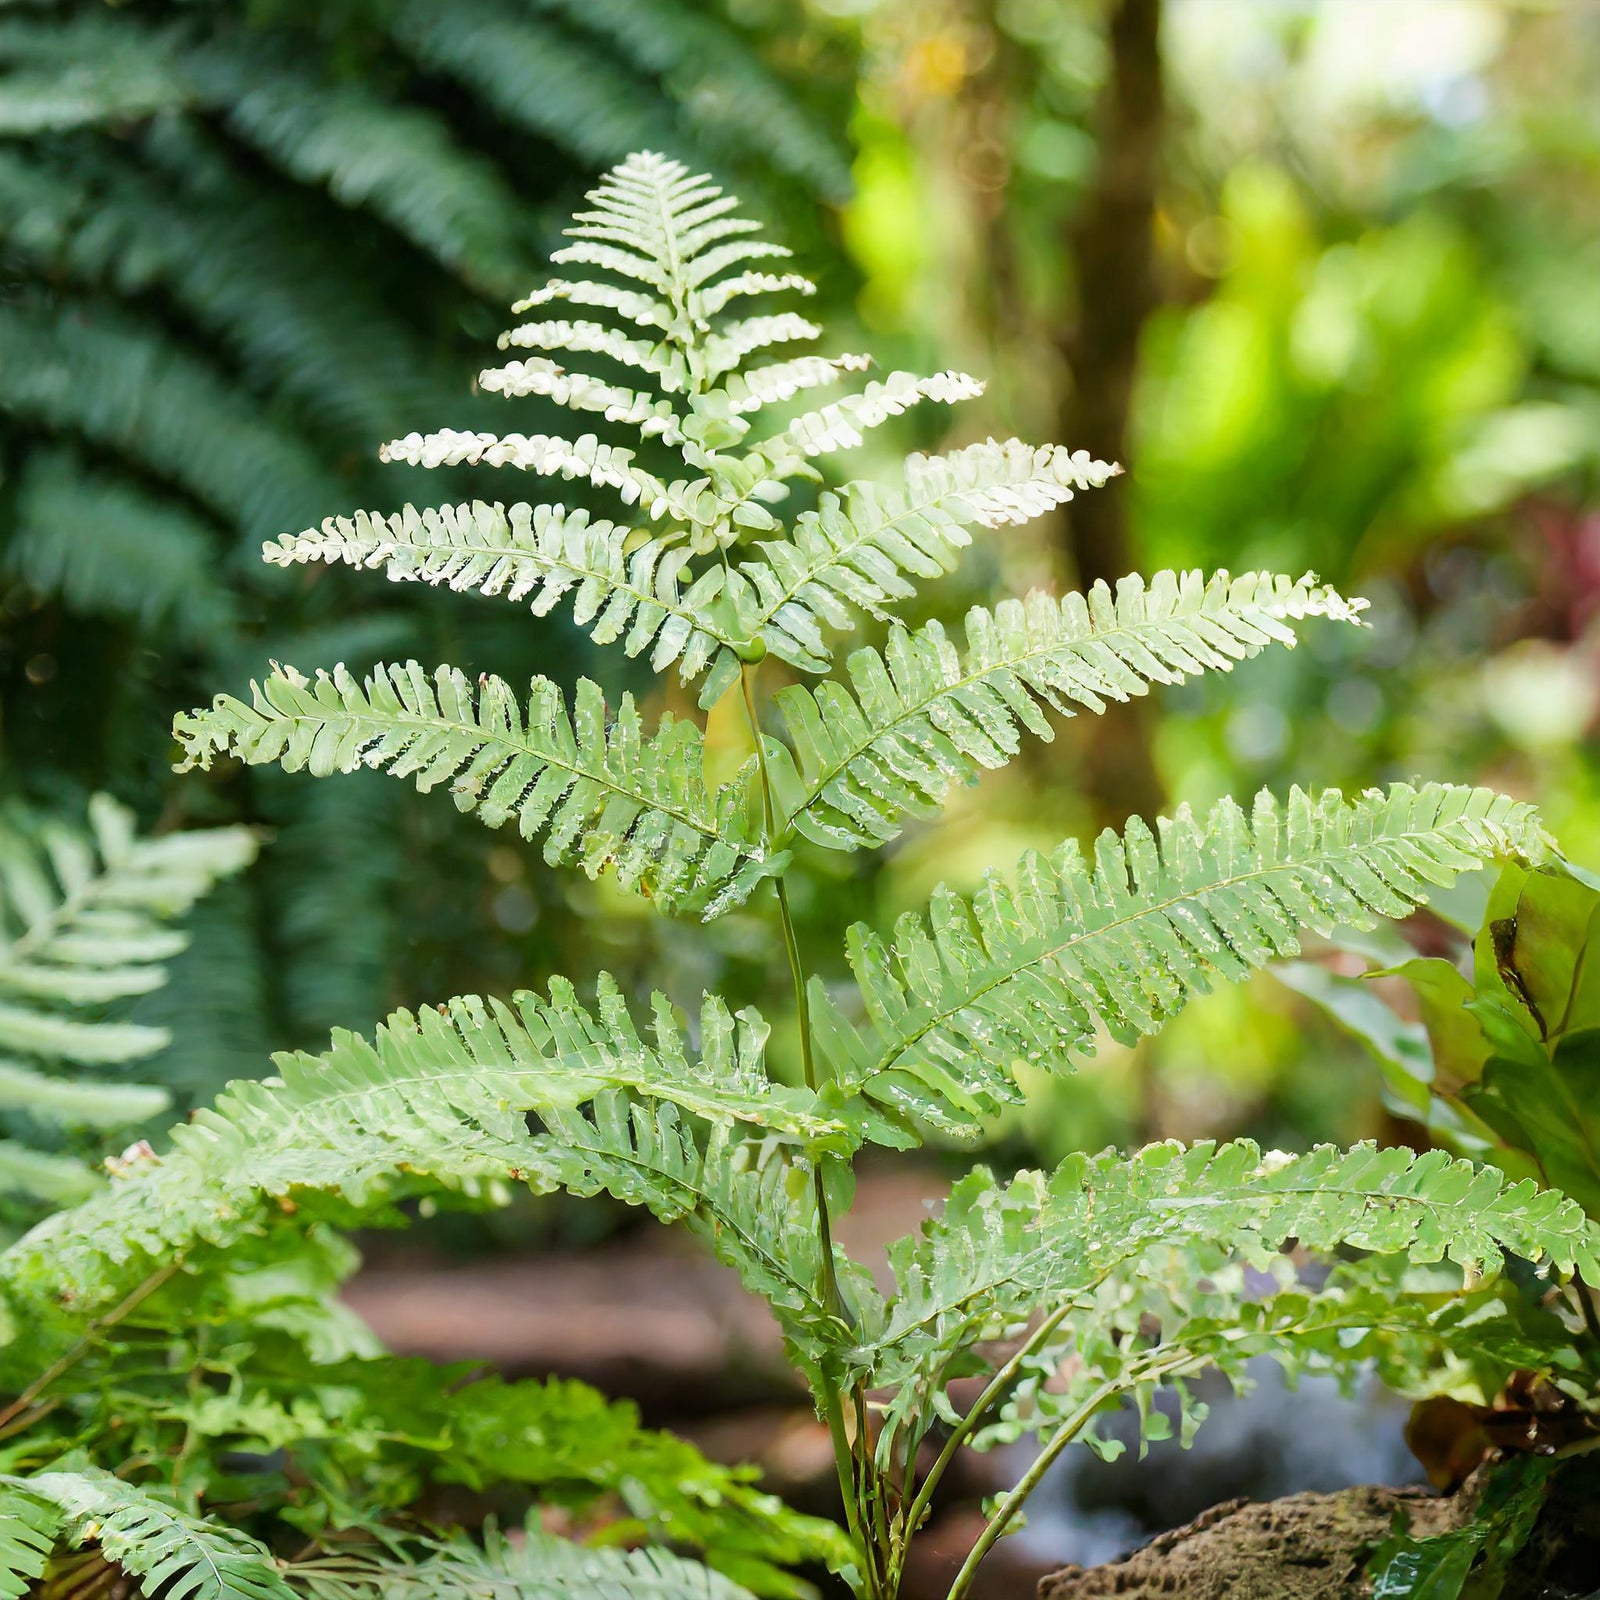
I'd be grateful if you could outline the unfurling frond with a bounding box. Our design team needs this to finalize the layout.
[0,1467,293,1600]
[173,663,774,917]
[743,440,1122,671]
[813,784,1545,1135]
[770,571,1366,849]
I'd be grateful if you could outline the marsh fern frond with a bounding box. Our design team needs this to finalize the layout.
[174,664,773,917]
[814,783,1545,1134]
[770,571,1366,849]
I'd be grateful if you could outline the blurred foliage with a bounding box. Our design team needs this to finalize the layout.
[830,0,1600,1166]
[0,0,856,1121]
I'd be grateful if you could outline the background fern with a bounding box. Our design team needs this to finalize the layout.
[0,794,255,1228]
[0,0,854,1103]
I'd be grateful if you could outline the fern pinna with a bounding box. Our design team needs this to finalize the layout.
[3,153,1595,1600]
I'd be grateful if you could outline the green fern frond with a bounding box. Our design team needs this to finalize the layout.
[198,49,532,298]
[0,1483,59,1600]
[813,784,1546,1134]
[527,1100,835,1337]
[769,572,1366,848]
[7,450,234,648]
[964,1266,1550,1473]
[743,440,1122,670]
[530,0,852,198]
[389,0,680,170]
[0,14,187,135]
[0,136,452,450]
[0,1467,293,1600]
[299,1524,757,1600]
[9,999,839,1356]
[0,795,253,1212]
[0,298,335,539]
[0,795,256,1157]
[172,662,773,917]
[304,1360,852,1591]
[857,1138,1600,1401]
[262,500,755,688]
[0,1064,168,1130]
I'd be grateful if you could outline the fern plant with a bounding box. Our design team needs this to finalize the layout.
[0,793,256,1221]
[2,153,1595,1600]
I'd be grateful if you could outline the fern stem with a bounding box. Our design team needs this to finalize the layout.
[738,662,885,1597]
[0,1260,181,1431]
[821,1388,878,1600]
[897,1303,1076,1564]
[1575,1274,1600,1347]
[941,1351,1200,1600]
[738,667,838,1284]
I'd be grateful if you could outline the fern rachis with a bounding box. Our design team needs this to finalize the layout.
[5,151,1594,1600]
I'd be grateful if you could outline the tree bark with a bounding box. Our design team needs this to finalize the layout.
[1058,0,1166,829]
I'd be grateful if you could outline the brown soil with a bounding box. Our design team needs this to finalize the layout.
[1036,1462,1600,1600]
[1035,1486,1465,1600]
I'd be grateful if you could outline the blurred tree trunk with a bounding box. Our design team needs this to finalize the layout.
[1059,0,1166,829]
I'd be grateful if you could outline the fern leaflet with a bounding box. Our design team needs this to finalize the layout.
[297,1524,758,1600]
[812,783,1546,1134]
[0,1467,293,1600]
[173,663,775,917]
[741,439,1121,671]
[262,500,758,688]
[769,571,1366,849]
[0,795,256,1206]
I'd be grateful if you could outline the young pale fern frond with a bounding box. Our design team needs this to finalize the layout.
[740,439,1120,671]
[262,501,755,691]
[173,663,774,918]
[264,153,1121,724]
[386,0,682,172]
[0,1467,293,1600]
[812,783,1545,1135]
[768,571,1367,850]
